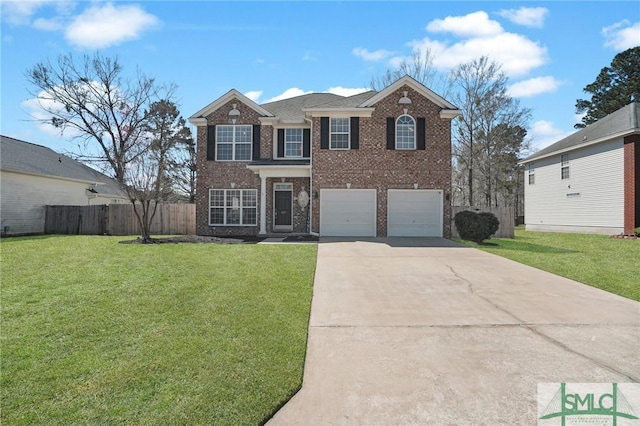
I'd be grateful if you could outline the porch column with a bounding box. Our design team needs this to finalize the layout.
[259,175,267,235]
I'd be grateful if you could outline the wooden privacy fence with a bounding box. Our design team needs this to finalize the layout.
[451,206,515,239]
[45,203,196,236]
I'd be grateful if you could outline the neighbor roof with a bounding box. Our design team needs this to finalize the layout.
[0,135,127,198]
[523,102,640,163]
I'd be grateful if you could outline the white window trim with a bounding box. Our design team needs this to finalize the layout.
[329,117,350,150]
[561,154,570,180]
[395,114,416,150]
[284,128,304,159]
[215,125,253,162]
[209,189,258,226]
[528,163,535,185]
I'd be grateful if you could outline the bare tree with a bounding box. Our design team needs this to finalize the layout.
[369,50,442,91]
[449,57,530,207]
[25,53,184,242]
[169,135,197,203]
[25,53,159,184]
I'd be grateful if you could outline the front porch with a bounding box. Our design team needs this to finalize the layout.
[247,160,312,235]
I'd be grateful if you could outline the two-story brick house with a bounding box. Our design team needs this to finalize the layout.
[189,75,460,238]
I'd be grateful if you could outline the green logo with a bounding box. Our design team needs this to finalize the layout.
[539,383,639,425]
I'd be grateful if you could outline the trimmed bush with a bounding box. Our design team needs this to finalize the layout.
[454,210,500,243]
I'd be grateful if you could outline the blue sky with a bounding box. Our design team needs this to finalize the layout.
[1,1,639,155]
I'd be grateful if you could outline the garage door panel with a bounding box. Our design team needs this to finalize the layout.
[388,190,442,237]
[320,189,376,237]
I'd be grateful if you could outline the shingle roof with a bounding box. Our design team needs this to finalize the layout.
[1,135,127,198]
[260,93,343,122]
[310,91,378,108]
[523,102,640,162]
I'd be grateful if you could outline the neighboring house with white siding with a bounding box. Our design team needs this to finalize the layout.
[1,135,128,235]
[521,102,639,235]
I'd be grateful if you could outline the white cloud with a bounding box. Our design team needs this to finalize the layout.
[497,7,548,28]
[426,11,503,37]
[244,90,263,102]
[0,0,53,25]
[602,20,640,51]
[21,92,70,137]
[508,76,562,98]
[64,3,159,49]
[326,86,368,97]
[352,47,395,61]
[264,88,312,103]
[529,120,572,151]
[32,16,63,31]
[410,31,547,78]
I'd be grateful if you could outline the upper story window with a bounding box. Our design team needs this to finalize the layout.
[396,115,416,149]
[528,163,535,185]
[330,118,350,149]
[561,154,570,179]
[216,125,252,161]
[285,129,303,158]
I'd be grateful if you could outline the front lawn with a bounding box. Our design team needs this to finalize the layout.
[457,228,639,301]
[1,236,317,425]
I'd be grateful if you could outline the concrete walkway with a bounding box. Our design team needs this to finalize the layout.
[267,238,639,425]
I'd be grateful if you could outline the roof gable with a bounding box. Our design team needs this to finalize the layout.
[189,89,274,124]
[359,75,457,110]
[523,102,639,163]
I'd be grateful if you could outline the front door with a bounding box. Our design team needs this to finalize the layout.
[274,183,293,231]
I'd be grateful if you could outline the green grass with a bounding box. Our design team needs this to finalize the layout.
[457,228,639,301]
[1,235,317,425]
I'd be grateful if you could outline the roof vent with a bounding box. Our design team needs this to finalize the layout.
[399,91,411,104]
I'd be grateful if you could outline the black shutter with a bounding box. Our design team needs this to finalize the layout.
[350,117,359,149]
[416,118,426,150]
[253,125,261,160]
[386,118,395,150]
[207,125,216,160]
[320,117,329,149]
[277,129,285,158]
[303,129,311,157]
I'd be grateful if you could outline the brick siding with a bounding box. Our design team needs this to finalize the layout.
[310,85,453,237]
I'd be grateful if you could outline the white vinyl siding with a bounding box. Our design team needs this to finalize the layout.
[320,189,376,236]
[0,171,124,235]
[524,139,624,233]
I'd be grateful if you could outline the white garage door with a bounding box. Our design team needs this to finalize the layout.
[320,189,376,237]
[387,189,443,237]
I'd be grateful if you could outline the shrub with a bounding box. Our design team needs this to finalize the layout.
[454,210,500,244]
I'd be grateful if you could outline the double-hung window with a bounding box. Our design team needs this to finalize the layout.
[396,115,416,149]
[561,154,570,179]
[285,129,303,157]
[528,163,535,185]
[216,125,252,161]
[209,189,257,226]
[330,118,350,149]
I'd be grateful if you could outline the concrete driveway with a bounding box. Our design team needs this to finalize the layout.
[267,238,639,425]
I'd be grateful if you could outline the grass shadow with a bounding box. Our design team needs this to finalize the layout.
[487,240,576,254]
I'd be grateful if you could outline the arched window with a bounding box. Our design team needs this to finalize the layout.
[396,115,415,149]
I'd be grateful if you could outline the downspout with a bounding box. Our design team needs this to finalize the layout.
[305,116,319,236]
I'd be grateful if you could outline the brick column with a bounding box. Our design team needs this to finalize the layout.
[623,135,639,235]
